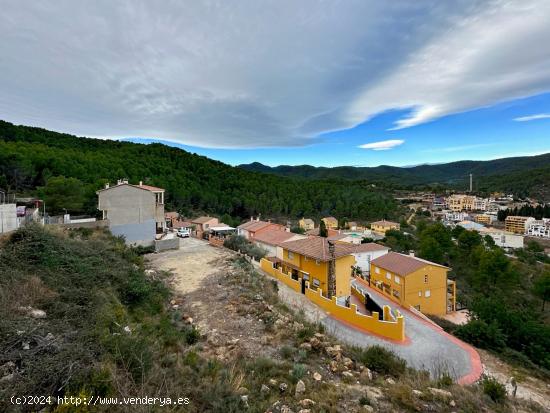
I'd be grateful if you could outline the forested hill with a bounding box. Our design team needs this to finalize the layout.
[0,120,397,220]
[240,154,550,199]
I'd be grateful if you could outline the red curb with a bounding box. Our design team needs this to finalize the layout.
[354,277,483,385]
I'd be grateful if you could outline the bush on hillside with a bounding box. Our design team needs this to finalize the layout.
[349,345,407,377]
[481,375,507,403]
[223,235,266,261]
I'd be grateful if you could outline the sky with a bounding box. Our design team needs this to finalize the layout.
[1,0,550,167]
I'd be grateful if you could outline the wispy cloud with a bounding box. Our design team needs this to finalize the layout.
[358,139,404,151]
[513,113,550,122]
[1,1,550,147]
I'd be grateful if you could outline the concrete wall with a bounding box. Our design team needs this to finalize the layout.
[155,236,179,252]
[0,204,18,233]
[111,220,156,246]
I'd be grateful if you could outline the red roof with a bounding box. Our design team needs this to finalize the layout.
[371,252,449,275]
[131,184,164,192]
[280,237,355,261]
[254,230,301,246]
[342,242,389,253]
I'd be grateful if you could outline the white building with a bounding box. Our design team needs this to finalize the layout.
[444,211,470,222]
[526,219,550,239]
[346,243,389,274]
[480,228,524,249]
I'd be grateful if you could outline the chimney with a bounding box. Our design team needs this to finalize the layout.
[409,251,415,257]
[105,183,110,189]
[139,181,143,186]
[250,216,254,221]
[117,179,122,185]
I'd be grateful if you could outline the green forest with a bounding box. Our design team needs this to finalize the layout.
[0,120,397,221]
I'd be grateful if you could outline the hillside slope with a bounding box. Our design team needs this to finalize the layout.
[240,153,550,198]
[0,120,397,220]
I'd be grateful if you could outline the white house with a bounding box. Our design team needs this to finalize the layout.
[344,242,389,274]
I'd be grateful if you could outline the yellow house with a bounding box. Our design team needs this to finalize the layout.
[278,237,355,297]
[371,220,400,235]
[370,252,455,316]
[299,218,315,231]
[322,216,339,229]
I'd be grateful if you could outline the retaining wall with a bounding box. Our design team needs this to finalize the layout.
[260,258,405,341]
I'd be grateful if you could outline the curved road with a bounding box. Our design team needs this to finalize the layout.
[270,273,482,384]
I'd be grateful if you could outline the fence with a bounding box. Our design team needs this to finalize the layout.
[260,258,405,341]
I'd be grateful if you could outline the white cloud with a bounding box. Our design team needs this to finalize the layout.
[358,139,404,151]
[513,113,550,122]
[1,1,550,148]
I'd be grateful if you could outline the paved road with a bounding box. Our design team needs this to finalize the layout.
[271,273,481,384]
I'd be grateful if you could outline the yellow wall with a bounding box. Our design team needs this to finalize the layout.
[371,223,399,234]
[370,262,450,315]
[282,249,354,297]
[261,258,405,341]
[322,218,338,229]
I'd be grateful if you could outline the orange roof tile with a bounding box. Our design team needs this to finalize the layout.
[280,237,355,261]
[371,252,449,275]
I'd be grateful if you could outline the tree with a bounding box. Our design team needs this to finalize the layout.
[533,271,550,311]
[418,236,444,264]
[39,176,86,215]
[319,220,328,237]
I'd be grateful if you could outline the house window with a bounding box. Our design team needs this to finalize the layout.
[288,251,294,260]
[394,275,400,284]
[425,290,431,297]
[424,275,428,283]
[315,260,320,265]
[375,267,380,274]
[418,291,422,297]
[312,278,320,288]
[386,272,391,280]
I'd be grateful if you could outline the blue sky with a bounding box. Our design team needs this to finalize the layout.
[131,92,550,167]
[2,1,550,167]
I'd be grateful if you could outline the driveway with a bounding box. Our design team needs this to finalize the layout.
[271,273,482,384]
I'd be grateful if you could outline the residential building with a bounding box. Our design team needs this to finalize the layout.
[342,242,389,275]
[165,211,180,228]
[237,218,286,240]
[96,179,165,246]
[526,219,550,239]
[192,216,219,238]
[252,229,307,257]
[370,252,455,316]
[444,211,470,222]
[371,220,400,235]
[474,197,489,211]
[431,196,446,210]
[479,228,524,249]
[505,216,536,234]
[447,194,476,211]
[298,218,315,231]
[278,237,356,298]
[474,214,493,225]
[322,216,338,229]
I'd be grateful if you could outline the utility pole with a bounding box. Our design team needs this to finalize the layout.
[327,240,336,298]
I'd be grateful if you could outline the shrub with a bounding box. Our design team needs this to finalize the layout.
[280,345,295,360]
[455,319,506,350]
[291,363,306,382]
[351,345,407,377]
[183,325,201,345]
[481,375,507,403]
[296,325,315,342]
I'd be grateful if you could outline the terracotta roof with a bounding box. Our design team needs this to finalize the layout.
[132,184,164,192]
[371,252,449,276]
[254,230,300,246]
[371,220,399,227]
[165,211,179,219]
[280,237,355,261]
[327,233,348,241]
[173,220,193,228]
[238,220,284,233]
[305,228,340,237]
[341,242,389,253]
[192,216,218,224]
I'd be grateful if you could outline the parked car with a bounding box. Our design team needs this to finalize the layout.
[176,228,190,238]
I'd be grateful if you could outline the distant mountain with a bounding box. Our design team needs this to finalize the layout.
[240,154,550,198]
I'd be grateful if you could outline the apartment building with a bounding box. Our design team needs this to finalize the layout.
[526,219,550,239]
[505,215,536,234]
[474,214,493,225]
